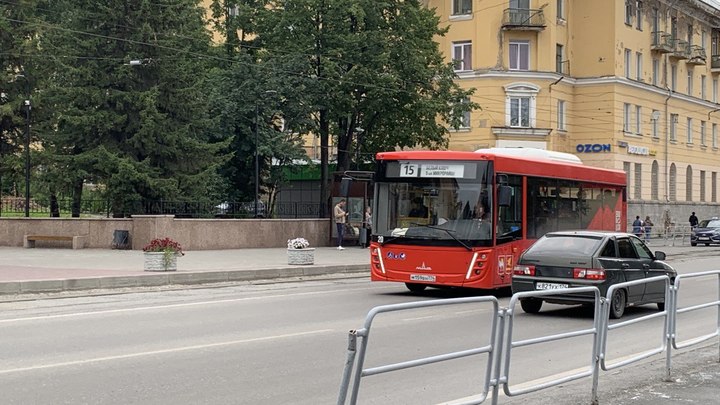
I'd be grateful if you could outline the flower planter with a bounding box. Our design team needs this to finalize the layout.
[144,252,178,272]
[287,248,315,265]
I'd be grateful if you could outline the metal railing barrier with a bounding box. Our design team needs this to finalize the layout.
[337,296,500,405]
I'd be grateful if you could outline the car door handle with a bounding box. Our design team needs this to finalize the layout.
[642,264,650,269]
[621,263,630,268]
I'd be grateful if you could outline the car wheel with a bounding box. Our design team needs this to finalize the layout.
[520,298,543,314]
[691,242,697,246]
[657,302,665,311]
[609,289,627,319]
[405,283,427,293]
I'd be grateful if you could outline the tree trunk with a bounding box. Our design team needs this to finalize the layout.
[71,178,83,217]
[49,193,60,217]
[319,109,330,218]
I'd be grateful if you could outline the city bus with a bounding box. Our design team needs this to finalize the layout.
[369,148,627,292]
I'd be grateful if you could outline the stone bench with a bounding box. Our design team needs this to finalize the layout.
[23,235,86,249]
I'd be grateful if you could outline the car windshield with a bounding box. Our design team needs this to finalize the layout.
[698,219,720,228]
[374,160,494,245]
[525,234,603,255]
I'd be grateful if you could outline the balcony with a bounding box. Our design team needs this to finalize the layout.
[501,8,546,31]
[651,31,674,53]
[712,55,720,73]
[687,45,707,65]
[670,39,690,59]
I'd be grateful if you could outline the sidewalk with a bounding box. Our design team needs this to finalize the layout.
[0,245,371,295]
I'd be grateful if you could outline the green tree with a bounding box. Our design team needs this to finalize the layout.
[259,0,477,217]
[32,0,229,216]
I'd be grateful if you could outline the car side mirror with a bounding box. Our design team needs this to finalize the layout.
[654,251,666,260]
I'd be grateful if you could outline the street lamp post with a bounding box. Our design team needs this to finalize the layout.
[23,99,31,218]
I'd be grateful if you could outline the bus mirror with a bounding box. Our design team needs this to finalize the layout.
[498,185,512,207]
[340,177,352,197]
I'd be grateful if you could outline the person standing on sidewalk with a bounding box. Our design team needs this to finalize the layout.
[334,199,348,250]
[689,212,699,229]
[643,215,653,241]
[632,215,643,237]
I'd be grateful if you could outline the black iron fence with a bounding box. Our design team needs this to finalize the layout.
[0,197,324,219]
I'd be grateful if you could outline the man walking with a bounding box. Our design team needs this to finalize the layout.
[334,199,348,250]
[689,212,699,228]
[632,215,643,237]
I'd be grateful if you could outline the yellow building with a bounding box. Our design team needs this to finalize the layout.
[430,0,720,213]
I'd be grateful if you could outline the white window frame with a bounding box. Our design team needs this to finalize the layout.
[701,120,707,145]
[652,59,659,86]
[557,99,566,130]
[687,117,693,144]
[688,70,693,95]
[625,49,632,78]
[636,52,643,81]
[504,83,539,128]
[625,0,634,25]
[701,75,707,99]
[713,123,718,148]
[624,103,632,132]
[713,78,718,103]
[651,109,659,138]
[636,1,643,31]
[671,65,677,91]
[670,114,678,141]
[452,0,473,16]
[452,41,472,72]
[557,0,565,20]
[635,105,642,134]
[460,96,471,128]
[509,40,530,71]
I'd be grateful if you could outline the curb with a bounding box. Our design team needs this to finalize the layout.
[0,264,370,296]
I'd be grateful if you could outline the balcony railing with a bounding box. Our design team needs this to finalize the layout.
[651,31,674,53]
[711,55,720,71]
[671,39,690,59]
[687,45,707,65]
[501,8,546,31]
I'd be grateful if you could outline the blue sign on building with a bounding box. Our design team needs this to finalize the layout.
[576,144,611,153]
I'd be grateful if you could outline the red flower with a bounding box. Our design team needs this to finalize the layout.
[143,237,185,256]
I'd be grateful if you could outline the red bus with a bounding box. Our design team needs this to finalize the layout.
[369,148,627,292]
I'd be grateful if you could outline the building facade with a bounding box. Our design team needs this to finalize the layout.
[429,0,720,222]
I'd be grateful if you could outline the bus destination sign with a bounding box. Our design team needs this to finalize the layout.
[400,163,465,178]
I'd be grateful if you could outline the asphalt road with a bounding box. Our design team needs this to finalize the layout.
[0,257,717,404]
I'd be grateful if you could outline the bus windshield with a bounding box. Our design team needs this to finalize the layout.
[374,160,494,246]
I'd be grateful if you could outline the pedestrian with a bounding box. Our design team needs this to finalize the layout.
[361,206,372,248]
[334,199,348,250]
[643,215,653,241]
[689,212,699,228]
[632,215,643,237]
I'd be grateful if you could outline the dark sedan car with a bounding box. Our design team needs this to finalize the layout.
[690,217,720,246]
[512,231,676,319]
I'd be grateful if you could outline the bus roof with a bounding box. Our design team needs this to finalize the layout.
[375,148,626,186]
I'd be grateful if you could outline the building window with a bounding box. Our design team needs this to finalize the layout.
[636,52,642,81]
[671,65,677,91]
[460,97,471,128]
[686,165,693,202]
[713,172,717,202]
[651,160,659,200]
[701,120,706,145]
[688,24,693,45]
[687,70,693,95]
[634,163,642,199]
[557,0,564,19]
[700,170,706,202]
[509,40,529,71]
[452,0,472,15]
[652,59,659,86]
[714,78,718,103]
[625,49,632,78]
[452,41,472,72]
[636,1,643,30]
[701,75,707,99]
[670,163,677,201]
[504,83,539,128]
[556,44,564,73]
[714,123,718,148]
[687,117,693,143]
[670,114,678,141]
[624,103,632,132]
[625,0,634,25]
[623,162,631,190]
[702,29,707,49]
[635,105,642,134]
[557,100,566,130]
[651,109,659,138]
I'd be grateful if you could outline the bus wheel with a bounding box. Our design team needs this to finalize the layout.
[405,283,427,293]
[520,298,543,314]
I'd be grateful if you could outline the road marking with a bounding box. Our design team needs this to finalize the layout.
[0,329,333,375]
[0,285,394,323]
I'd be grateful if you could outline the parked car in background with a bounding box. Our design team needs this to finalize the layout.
[690,217,720,246]
[512,231,676,319]
[215,201,267,218]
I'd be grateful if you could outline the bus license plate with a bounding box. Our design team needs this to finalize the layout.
[536,282,569,290]
[410,274,436,282]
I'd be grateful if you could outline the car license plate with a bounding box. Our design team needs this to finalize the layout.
[698,237,710,241]
[410,274,436,282]
[536,282,569,290]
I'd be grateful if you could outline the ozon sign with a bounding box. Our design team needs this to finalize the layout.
[576,143,611,153]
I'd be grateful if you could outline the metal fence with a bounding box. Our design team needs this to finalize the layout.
[0,197,323,219]
[338,271,720,405]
